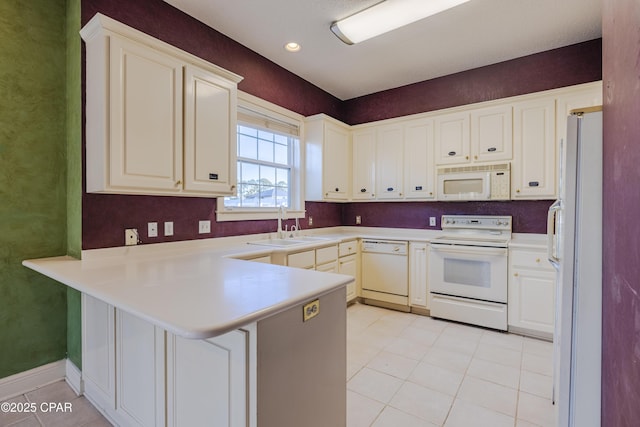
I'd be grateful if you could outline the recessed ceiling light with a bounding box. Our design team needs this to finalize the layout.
[284,42,301,52]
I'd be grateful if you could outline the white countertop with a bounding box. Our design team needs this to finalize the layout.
[23,226,545,340]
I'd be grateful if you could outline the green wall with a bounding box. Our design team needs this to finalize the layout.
[0,0,69,378]
[66,0,82,370]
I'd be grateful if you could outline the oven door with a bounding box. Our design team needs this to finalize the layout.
[429,243,508,303]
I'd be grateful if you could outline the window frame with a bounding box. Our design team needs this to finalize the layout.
[216,91,305,222]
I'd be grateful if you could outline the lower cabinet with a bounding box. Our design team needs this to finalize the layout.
[338,240,359,303]
[409,242,429,310]
[508,247,556,338]
[81,294,254,427]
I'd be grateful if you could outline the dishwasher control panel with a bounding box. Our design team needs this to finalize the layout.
[361,240,408,255]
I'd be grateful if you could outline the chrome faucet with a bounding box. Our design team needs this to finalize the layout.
[277,205,287,238]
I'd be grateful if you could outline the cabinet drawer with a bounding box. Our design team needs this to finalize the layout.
[316,245,338,265]
[339,241,358,257]
[510,249,554,271]
[288,250,315,269]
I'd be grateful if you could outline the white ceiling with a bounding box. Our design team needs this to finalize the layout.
[164,0,602,100]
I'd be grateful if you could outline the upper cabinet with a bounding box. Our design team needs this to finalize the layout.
[81,14,242,198]
[404,118,435,199]
[352,129,377,200]
[305,115,351,201]
[376,125,404,199]
[512,98,556,199]
[435,105,512,166]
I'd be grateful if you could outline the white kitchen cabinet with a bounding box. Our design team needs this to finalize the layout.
[376,125,404,199]
[183,64,238,195]
[470,104,513,163]
[81,14,241,198]
[166,329,251,427]
[404,118,436,199]
[352,129,377,200]
[305,115,351,201]
[339,240,359,302]
[82,294,115,411]
[435,111,470,165]
[409,242,429,310]
[508,247,556,338]
[116,310,165,427]
[512,97,557,199]
[287,250,316,269]
[556,82,603,163]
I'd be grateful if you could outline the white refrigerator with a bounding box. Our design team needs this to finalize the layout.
[547,108,602,427]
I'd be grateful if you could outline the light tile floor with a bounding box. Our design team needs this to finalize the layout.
[0,380,110,427]
[1,302,555,427]
[347,302,555,427]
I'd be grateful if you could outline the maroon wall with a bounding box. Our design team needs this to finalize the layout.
[80,0,601,249]
[601,0,640,425]
[344,39,602,125]
[341,200,552,234]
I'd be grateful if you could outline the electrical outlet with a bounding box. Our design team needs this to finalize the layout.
[355,215,361,225]
[125,228,138,246]
[164,221,174,236]
[303,299,320,322]
[429,216,436,227]
[198,220,211,234]
[148,222,158,238]
[308,216,313,227]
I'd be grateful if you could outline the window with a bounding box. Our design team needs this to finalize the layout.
[216,93,304,221]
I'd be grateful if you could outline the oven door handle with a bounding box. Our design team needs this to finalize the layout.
[429,244,507,257]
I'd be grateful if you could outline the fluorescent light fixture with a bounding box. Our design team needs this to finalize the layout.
[331,0,471,45]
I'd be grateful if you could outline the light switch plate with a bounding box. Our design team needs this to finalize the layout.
[198,220,211,234]
[148,222,158,238]
[164,221,174,236]
[429,217,436,227]
[303,299,320,322]
[355,215,362,225]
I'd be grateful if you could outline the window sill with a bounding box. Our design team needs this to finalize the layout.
[215,209,305,222]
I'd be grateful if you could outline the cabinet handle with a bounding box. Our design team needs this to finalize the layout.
[488,147,497,152]
[387,187,394,192]
[448,151,456,156]
[360,188,367,193]
[335,187,340,192]
[230,185,236,190]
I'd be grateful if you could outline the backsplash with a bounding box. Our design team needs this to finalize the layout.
[341,200,553,234]
[83,198,551,249]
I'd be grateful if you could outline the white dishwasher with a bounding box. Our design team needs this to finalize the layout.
[361,240,409,310]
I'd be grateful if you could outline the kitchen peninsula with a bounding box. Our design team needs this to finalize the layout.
[23,241,352,427]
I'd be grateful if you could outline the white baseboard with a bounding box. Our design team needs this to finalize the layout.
[0,360,66,401]
[64,359,83,396]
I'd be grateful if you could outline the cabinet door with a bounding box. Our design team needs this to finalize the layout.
[471,105,513,162]
[512,98,556,199]
[556,84,602,166]
[183,65,237,195]
[339,254,358,302]
[376,125,404,199]
[409,242,429,308]
[435,112,470,165]
[166,330,249,427]
[316,261,338,273]
[352,129,376,200]
[323,123,351,200]
[109,36,184,191]
[508,269,556,335]
[287,250,315,269]
[116,310,165,427]
[404,119,435,199]
[82,294,116,410]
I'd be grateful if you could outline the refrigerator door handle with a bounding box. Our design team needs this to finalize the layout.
[547,200,561,268]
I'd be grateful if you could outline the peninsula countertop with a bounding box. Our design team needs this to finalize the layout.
[23,247,353,339]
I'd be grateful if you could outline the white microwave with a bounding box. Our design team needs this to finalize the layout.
[437,163,510,201]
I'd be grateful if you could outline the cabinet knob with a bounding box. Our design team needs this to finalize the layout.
[335,187,339,192]
[536,258,541,263]
[465,156,469,160]
[399,193,403,197]
[514,272,519,277]
[325,192,329,197]
[516,189,521,193]
[474,155,478,160]
[175,180,182,187]
[429,192,433,196]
